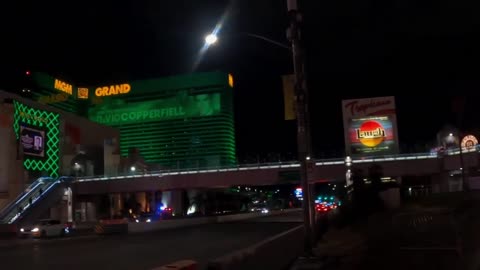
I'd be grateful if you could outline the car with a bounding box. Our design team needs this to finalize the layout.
[20,219,71,238]
[134,213,156,223]
[250,204,269,213]
[315,203,330,213]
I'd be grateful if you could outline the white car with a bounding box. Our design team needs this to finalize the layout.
[20,219,70,238]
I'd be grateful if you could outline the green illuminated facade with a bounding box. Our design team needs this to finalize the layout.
[29,71,237,169]
[88,72,236,168]
[13,101,60,177]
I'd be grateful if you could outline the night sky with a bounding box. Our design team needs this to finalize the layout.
[1,0,480,161]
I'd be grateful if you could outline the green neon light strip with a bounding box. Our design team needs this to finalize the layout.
[13,101,60,177]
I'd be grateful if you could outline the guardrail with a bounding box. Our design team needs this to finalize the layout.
[74,148,479,182]
[128,209,301,234]
[75,161,301,182]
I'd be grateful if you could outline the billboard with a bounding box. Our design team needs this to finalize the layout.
[88,92,221,125]
[13,101,60,177]
[20,125,46,158]
[349,116,395,155]
[342,96,399,156]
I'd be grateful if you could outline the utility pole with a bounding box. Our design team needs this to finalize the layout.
[286,0,314,255]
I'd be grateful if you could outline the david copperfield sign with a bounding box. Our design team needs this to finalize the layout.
[342,96,399,155]
[89,92,221,125]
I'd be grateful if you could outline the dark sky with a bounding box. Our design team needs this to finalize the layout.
[2,0,480,161]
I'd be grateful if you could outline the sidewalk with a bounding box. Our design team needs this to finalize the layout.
[291,193,480,270]
[288,216,371,270]
[313,225,367,269]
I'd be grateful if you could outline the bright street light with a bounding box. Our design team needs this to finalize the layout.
[205,34,218,45]
[204,32,290,51]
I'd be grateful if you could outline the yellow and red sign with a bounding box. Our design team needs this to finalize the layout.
[77,88,89,99]
[355,120,386,147]
[349,116,395,154]
[343,96,398,156]
[461,135,478,150]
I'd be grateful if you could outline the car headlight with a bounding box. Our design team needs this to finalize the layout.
[146,219,151,223]
[31,228,39,232]
[20,228,24,232]
[135,219,139,223]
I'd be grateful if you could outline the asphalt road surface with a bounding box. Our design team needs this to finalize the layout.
[0,211,302,270]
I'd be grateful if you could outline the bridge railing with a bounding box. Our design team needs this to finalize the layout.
[315,148,479,166]
[76,160,301,182]
[76,148,480,182]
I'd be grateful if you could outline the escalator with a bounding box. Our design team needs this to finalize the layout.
[0,177,72,225]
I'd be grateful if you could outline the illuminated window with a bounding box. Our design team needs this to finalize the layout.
[13,101,60,177]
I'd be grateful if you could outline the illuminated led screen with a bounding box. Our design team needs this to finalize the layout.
[348,116,395,155]
[20,125,46,158]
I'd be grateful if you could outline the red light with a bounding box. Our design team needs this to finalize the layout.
[25,71,31,76]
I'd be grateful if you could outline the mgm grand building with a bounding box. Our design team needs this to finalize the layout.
[24,71,237,172]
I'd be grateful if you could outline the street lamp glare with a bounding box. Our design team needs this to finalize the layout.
[205,34,218,45]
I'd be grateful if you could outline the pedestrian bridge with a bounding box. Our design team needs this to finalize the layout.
[74,149,479,194]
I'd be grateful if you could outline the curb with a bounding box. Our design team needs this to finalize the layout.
[0,234,98,249]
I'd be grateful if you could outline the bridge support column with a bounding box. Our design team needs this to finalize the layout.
[110,193,123,218]
[135,192,147,213]
[432,172,450,193]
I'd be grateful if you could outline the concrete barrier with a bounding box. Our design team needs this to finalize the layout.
[129,208,301,234]
[128,216,216,233]
[95,219,128,235]
[207,224,304,270]
[152,260,197,270]
[215,212,264,223]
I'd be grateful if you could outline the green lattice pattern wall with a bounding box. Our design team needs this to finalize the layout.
[13,101,60,177]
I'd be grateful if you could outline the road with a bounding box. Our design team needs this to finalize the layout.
[0,210,302,270]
